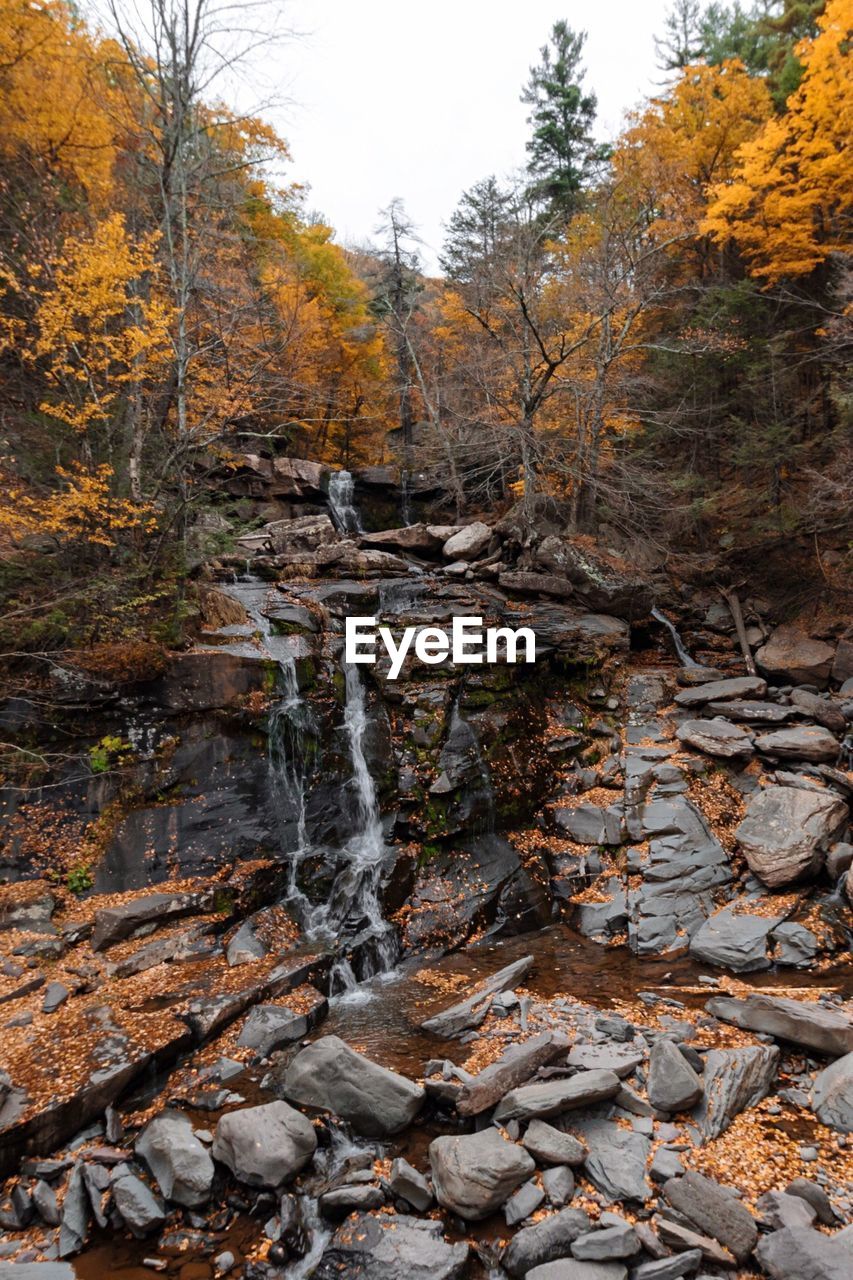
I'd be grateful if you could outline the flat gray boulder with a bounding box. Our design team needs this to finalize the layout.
[674,677,767,708]
[689,903,786,972]
[663,1171,757,1262]
[571,1119,651,1202]
[755,1225,851,1280]
[502,1207,592,1276]
[277,1035,424,1137]
[676,718,754,758]
[735,785,847,887]
[92,891,211,950]
[212,1100,316,1187]
[456,1031,569,1115]
[494,1069,621,1122]
[706,993,853,1057]
[754,725,840,762]
[810,1052,853,1132]
[572,1221,639,1259]
[0,1269,76,1279]
[237,993,327,1055]
[135,1110,214,1207]
[522,1119,588,1166]
[647,1039,703,1112]
[314,1212,468,1280]
[420,955,534,1037]
[527,1264,627,1280]
[429,1128,534,1221]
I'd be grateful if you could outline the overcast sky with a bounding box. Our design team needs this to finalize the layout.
[267,0,672,270]
[101,0,673,272]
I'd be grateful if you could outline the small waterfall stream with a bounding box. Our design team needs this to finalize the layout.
[651,605,702,668]
[327,469,362,534]
[222,581,397,995]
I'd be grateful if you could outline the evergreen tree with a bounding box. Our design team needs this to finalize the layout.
[655,0,706,71]
[520,21,599,220]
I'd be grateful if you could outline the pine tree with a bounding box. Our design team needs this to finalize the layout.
[521,21,599,220]
[655,0,707,71]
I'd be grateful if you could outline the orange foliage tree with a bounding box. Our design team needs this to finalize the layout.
[703,0,853,281]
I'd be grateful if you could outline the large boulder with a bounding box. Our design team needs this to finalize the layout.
[420,955,534,1037]
[706,994,853,1057]
[92,891,212,950]
[275,1035,424,1137]
[493,1070,621,1122]
[532,536,654,619]
[756,626,836,687]
[694,1045,779,1140]
[647,1039,704,1112]
[314,1212,469,1280]
[753,725,840,762]
[212,1101,316,1186]
[570,1120,651,1203]
[111,1169,166,1237]
[810,1052,853,1132]
[135,1111,214,1208]
[501,1208,592,1276]
[266,513,338,554]
[755,1225,852,1280]
[676,718,754,759]
[429,1128,534,1221]
[662,1172,757,1262]
[456,1031,570,1115]
[442,522,492,561]
[735,786,847,887]
[689,902,787,972]
[270,456,327,499]
[674,676,767,707]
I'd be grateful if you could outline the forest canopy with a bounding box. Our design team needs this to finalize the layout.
[0,0,850,662]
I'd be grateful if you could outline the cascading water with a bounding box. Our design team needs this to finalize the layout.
[651,605,702,668]
[327,469,362,534]
[220,582,396,991]
[400,468,412,527]
[320,663,398,994]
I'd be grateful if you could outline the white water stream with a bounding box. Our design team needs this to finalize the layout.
[327,469,362,534]
[223,581,396,994]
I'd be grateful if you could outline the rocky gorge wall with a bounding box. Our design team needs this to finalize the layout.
[0,459,851,1278]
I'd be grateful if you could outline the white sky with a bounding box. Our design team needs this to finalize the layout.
[100,0,673,273]
[272,0,672,271]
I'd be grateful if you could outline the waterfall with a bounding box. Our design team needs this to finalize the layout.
[221,580,396,994]
[651,606,702,669]
[400,468,412,527]
[327,469,362,534]
[322,664,397,994]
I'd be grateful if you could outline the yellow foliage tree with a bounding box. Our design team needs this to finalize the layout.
[0,463,155,548]
[24,213,173,438]
[0,0,124,204]
[614,60,772,255]
[704,0,853,281]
